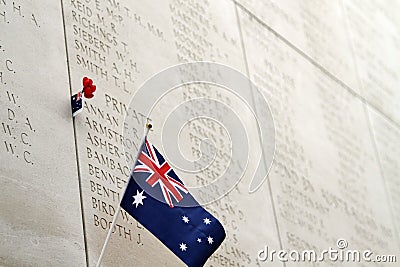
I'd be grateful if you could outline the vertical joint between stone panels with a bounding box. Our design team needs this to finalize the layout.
[364,107,400,250]
[340,0,400,131]
[59,0,90,266]
[233,3,286,264]
[341,0,400,249]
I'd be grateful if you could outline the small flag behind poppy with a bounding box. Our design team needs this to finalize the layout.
[71,77,97,117]
[71,91,82,117]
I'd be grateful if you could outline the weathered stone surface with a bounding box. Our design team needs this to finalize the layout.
[239,9,400,265]
[1,0,399,266]
[236,0,358,90]
[0,1,85,266]
[368,108,400,244]
[62,0,279,266]
[343,0,400,125]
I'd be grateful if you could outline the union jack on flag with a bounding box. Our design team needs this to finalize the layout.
[134,139,189,208]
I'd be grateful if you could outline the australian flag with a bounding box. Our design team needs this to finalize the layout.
[71,92,83,117]
[121,138,226,267]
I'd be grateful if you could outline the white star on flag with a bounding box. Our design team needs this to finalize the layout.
[182,216,190,223]
[197,238,202,243]
[203,218,211,225]
[132,190,146,208]
[207,236,214,244]
[179,242,187,251]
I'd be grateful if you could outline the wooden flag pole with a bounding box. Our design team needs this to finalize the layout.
[96,123,152,267]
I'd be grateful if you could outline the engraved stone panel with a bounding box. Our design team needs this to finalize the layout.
[61,0,280,266]
[239,8,400,265]
[235,0,358,90]
[1,0,400,266]
[343,0,400,125]
[368,108,400,244]
[0,1,86,266]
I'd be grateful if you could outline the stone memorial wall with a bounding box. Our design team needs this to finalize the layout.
[1,0,399,266]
